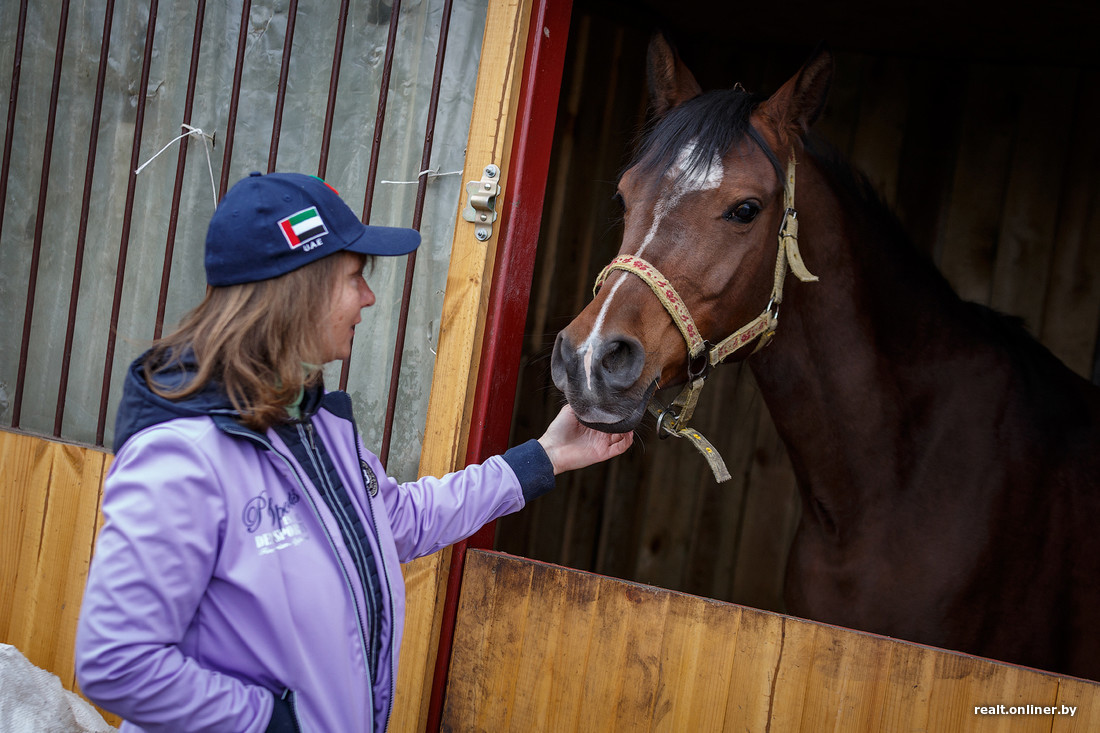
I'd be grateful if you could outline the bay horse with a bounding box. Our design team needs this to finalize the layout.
[550,36,1100,680]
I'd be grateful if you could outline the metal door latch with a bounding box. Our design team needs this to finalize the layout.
[461,164,500,241]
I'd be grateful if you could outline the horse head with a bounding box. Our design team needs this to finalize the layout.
[551,37,833,432]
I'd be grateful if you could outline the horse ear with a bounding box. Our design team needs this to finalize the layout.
[646,33,702,117]
[759,45,834,145]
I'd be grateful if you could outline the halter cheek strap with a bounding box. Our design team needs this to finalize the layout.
[592,154,818,482]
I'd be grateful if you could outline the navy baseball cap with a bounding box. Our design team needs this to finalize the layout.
[205,171,420,287]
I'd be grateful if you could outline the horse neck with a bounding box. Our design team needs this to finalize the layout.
[746,159,965,530]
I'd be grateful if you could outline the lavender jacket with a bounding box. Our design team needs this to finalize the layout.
[75,357,554,732]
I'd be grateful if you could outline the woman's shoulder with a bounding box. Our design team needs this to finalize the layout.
[113,414,228,462]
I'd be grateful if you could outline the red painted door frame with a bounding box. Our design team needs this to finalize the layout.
[424,0,574,728]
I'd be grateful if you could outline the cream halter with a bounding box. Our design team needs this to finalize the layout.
[593,155,818,481]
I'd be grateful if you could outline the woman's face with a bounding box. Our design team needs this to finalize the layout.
[322,253,375,362]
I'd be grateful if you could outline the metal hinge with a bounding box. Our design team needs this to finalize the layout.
[461,164,500,241]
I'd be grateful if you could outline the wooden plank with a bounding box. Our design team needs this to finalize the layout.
[876,641,937,731]
[0,431,52,643]
[16,442,106,687]
[539,561,601,731]
[471,555,535,731]
[395,0,536,729]
[848,56,910,208]
[568,18,629,320]
[925,651,1061,733]
[1038,69,1100,377]
[632,426,703,589]
[507,560,570,728]
[444,551,1100,732]
[731,402,800,611]
[682,364,765,601]
[527,12,591,354]
[1,431,120,727]
[724,603,786,729]
[1054,676,1100,731]
[439,549,503,727]
[937,63,1017,305]
[651,593,739,731]
[990,66,1078,333]
[800,623,891,731]
[766,614,819,730]
[894,58,965,257]
[393,550,449,727]
[593,440,653,581]
[576,580,658,729]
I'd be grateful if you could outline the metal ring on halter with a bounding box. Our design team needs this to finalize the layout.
[766,294,780,321]
[687,340,714,382]
[654,401,679,439]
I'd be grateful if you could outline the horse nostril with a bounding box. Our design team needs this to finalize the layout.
[599,336,644,390]
[602,340,632,374]
[551,332,578,391]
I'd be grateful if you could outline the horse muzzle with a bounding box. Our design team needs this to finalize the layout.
[551,330,653,432]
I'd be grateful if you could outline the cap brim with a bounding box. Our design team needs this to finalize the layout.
[345,225,421,256]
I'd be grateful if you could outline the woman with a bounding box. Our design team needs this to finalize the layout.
[75,172,633,732]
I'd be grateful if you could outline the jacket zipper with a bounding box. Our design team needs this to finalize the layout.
[345,416,398,728]
[282,688,303,733]
[298,421,378,710]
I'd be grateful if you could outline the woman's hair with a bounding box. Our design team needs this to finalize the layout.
[144,251,367,431]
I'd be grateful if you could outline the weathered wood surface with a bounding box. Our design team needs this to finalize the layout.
[443,550,1100,732]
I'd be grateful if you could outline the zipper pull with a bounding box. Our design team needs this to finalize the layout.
[302,420,317,451]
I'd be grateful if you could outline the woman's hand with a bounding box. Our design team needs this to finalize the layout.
[537,404,634,475]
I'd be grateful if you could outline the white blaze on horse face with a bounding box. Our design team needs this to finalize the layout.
[579,276,628,391]
[579,141,723,394]
[636,140,724,262]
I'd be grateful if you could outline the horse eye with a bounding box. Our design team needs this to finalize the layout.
[723,202,760,223]
[612,192,626,213]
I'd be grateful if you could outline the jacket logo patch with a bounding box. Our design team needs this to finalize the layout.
[252,516,307,555]
[244,491,309,555]
[361,460,379,497]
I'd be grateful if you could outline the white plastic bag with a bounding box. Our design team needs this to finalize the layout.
[0,644,115,732]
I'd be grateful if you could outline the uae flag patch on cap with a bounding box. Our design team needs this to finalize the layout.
[279,207,328,249]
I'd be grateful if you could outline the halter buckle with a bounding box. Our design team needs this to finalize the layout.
[779,207,797,237]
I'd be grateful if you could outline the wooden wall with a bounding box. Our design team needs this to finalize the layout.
[498,3,1100,620]
[443,550,1100,731]
[0,429,120,727]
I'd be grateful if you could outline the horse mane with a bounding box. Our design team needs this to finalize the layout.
[626,87,783,184]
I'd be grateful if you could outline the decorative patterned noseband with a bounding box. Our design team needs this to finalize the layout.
[593,154,819,481]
